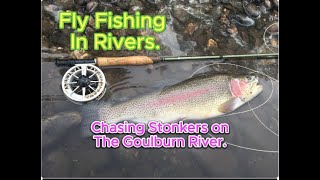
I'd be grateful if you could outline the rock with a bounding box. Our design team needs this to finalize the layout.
[70,50,91,59]
[74,0,91,6]
[44,4,62,22]
[49,30,70,47]
[42,148,72,177]
[188,0,199,4]
[267,23,278,35]
[100,0,118,3]
[270,38,278,46]
[227,24,238,34]
[77,7,85,15]
[129,0,144,8]
[268,12,278,22]
[272,0,278,9]
[172,18,184,32]
[212,0,222,5]
[56,0,75,10]
[195,32,208,47]
[86,1,99,13]
[199,0,210,3]
[231,14,255,26]
[88,15,95,27]
[184,22,198,35]
[173,5,189,23]
[229,0,243,10]
[212,4,223,18]
[116,1,130,10]
[42,16,55,35]
[147,0,157,4]
[42,112,82,148]
[220,14,230,25]
[259,4,268,14]
[207,39,218,49]
[264,0,272,10]
[129,6,144,14]
[244,3,261,18]
[128,1,144,13]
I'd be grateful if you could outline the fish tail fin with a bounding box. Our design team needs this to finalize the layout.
[80,101,112,138]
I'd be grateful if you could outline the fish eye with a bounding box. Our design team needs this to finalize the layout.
[246,75,255,82]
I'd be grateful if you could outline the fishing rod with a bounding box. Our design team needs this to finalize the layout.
[56,53,278,104]
[56,53,278,66]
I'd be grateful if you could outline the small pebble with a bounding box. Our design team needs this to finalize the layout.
[207,39,218,49]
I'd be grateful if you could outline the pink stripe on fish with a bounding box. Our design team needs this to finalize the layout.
[151,88,211,107]
[230,79,247,97]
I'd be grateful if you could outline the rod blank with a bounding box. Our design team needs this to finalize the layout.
[55,53,278,67]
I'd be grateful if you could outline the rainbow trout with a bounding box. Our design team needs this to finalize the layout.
[81,74,263,136]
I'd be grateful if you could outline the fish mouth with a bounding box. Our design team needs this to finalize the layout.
[247,83,263,102]
[256,84,263,94]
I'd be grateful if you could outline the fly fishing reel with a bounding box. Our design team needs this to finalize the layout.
[61,64,107,104]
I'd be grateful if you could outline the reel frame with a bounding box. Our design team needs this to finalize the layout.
[61,64,107,104]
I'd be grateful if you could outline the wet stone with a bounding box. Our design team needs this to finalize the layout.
[267,23,278,34]
[184,22,198,35]
[146,0,157,4]
[212,0,222,5]
[264,0,272,10]
[199,0,210,3]
[77,7,85,15]
[231,14,255,27]
[116,1,130,10]
[244,3,261,18]
[259,4,268,14]
[70,50,91,59]
[272,0,278,9]
[227,24,238,35]
[220,14,230,26]
[100,0,119,3]
[85,15,94,27]
[173,6,189,23]
[74,0,90,6]
[86,1,99,13]
[229,0,243,10]
[42,16,56,35]
[56,0,75,10]
[207,39,218,49]
[44,4,62,22]
[49,30,70,47]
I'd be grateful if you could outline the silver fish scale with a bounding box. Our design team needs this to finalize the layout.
[95,74,234,124]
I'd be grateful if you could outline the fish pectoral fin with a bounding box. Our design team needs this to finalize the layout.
[218,97,245,113]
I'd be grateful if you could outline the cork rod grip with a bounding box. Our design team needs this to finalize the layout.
[96,56,159,66]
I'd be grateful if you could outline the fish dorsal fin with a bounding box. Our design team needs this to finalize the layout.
[218,97,245,113]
